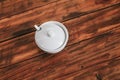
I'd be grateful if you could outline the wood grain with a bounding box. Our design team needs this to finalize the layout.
[0,0,120,80]
[0,0,120,43]
[0,26,120,80]
[0,0,57,20]
[0,0,119,20]
[0,1,120,68]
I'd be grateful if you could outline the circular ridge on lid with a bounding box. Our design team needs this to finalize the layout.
[35,21,69,53]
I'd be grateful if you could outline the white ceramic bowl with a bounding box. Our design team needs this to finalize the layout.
[34,21,69,54]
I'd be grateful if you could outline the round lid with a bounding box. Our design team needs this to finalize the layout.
[34,21,69,54]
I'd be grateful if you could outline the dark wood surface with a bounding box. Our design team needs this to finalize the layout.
[0,0,120,80]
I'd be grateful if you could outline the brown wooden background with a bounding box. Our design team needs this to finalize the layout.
[0,0,120,80]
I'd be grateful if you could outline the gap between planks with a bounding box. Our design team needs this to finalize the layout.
[0,2,120,43]
[0,26,120,80]
[0,2,120,68]
[0,0,58,20]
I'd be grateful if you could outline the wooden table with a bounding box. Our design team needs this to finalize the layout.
[0,0,120,80]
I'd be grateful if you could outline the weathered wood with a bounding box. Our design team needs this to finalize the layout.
[0,2,120,68]
[0,0,57,20]
[65,3,120,45]
[0,27,120,80]
[0,0,119,20]
[0,0,120,79]
[0,0,120,43]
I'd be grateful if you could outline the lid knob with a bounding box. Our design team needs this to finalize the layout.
[47,30,55,37]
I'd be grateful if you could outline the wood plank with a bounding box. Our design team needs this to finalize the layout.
[0,0,57,20]
[0,26,120,80]
[0,0,119,20]
[0,0,120,43]
[0,2,120,68]
[65,3,120,45]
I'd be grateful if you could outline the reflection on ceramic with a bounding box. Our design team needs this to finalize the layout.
[34,21,69,54]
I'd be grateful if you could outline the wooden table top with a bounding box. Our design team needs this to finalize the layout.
[0,0,120,80]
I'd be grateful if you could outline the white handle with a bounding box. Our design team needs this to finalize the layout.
[34,25,40,31]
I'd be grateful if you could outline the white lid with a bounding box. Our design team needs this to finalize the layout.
[34,21,69,54]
